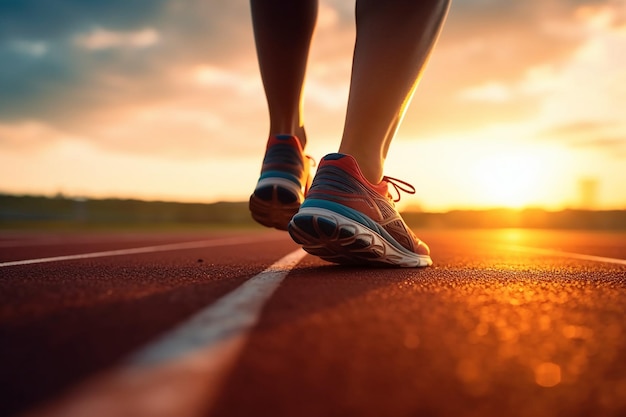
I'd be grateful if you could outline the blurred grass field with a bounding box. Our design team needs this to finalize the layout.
[1,194,625,232]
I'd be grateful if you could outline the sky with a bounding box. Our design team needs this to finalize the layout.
[1,0,625,212]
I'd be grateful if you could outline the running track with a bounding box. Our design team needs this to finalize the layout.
[1,228,626,417]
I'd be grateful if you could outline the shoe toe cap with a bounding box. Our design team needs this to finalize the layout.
[415,239,431,256]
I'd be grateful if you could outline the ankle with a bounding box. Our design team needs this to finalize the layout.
[337,149,383,184]
[358,163,383,185]
[294,125,307,148]
[269,123,307,149]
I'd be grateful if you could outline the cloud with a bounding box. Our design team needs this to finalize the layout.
[0,0,624,161]
[74,27,160,50]
[0,0,168,40]
[459,82,513,103]
[0,0,170,124]
[0,0,264,157]
[399,0,625,139]
[0,120,68,151]
[9,40,48,56]
[540,120,626,156]
[191,65,259,95]
[542,120,616,138]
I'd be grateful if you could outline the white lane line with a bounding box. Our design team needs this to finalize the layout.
[0,235,150,248]
[23,248,307,417]
[508,245,626,266]
[1,235,284,267]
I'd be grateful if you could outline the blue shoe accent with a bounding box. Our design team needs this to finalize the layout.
[299,199,411,254]
[323,153,346,161]
[259,170,301,185]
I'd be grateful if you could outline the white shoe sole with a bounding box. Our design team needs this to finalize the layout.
[288,207,432,268]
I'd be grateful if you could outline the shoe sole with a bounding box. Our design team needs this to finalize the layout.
[249,178,304,231]
[288,207,432,267]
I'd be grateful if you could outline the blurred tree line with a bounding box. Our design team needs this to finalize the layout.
[1,194,625,230]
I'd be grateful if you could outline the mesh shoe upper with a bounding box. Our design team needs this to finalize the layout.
[254,134,311,203]
[249,134,312,230]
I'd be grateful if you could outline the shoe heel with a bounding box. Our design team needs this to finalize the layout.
[249,187,300,231]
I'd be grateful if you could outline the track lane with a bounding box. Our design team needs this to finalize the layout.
[0,231,300,416]
[210,231,626,417]
[1,229,625,417]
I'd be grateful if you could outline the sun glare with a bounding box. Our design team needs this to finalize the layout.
[389,136,575,211]
[469,148,546,208]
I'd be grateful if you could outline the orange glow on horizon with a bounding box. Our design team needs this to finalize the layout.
[468,148,548,209]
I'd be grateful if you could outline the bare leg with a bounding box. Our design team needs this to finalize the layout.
[250,0,318,147]
[338,0,450,183]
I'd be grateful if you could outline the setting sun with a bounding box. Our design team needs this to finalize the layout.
[469,148,546,208]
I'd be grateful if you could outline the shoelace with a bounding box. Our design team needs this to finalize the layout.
[383,176,416,202]
[306,154,317,168]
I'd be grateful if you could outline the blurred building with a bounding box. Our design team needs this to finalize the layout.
[578,178,598,210]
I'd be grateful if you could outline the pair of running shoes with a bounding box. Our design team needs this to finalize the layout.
[249,134,432,267]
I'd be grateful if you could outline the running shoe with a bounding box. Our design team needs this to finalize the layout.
[249,134,312,230]
[288,153,432,267]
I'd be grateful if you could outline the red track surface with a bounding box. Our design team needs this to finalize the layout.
[1,228,625,417]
